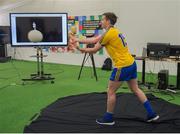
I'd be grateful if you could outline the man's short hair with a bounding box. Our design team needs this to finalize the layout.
[102,12,117,25]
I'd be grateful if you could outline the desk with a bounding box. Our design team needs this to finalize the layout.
[135,56,180,89]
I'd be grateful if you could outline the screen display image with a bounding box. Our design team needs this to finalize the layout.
[10,13,68,46]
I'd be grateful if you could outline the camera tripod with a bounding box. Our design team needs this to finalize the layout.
[78,44,98,81]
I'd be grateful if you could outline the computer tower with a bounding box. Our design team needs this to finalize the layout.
[158,70,169,90]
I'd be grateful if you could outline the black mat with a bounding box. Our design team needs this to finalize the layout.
[24,93,180,133]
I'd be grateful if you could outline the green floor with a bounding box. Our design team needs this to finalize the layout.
[0,60,179,132]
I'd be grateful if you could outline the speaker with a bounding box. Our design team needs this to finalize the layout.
[0,44,6,57]
[169,45,180,57]
[0,44,11,63]
[158,70,169,90]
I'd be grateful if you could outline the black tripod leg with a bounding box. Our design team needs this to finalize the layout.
[37,48,40,76]
[177,62,180,89]
[40,48,44,77]
[90,54,98,81]
[78,53,87,80]
[142,59,146,84]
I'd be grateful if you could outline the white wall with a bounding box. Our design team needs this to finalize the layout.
[0,0,179,75]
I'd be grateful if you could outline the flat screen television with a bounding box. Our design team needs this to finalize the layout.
[10,13,68,47]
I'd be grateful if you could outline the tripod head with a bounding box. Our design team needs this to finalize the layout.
[85,34,95,48]
[86,44,95,48]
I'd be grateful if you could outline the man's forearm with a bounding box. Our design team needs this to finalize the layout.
[77,35,101,44]
[84,48,97,54]
[76,46,95,54]
[77,42,103,54]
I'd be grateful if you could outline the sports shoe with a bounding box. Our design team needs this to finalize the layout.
[147,114,159,122]
[96,118,115,125]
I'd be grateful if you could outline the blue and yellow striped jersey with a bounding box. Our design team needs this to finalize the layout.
[100,27,134,68]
